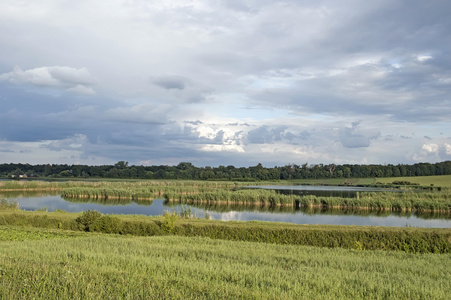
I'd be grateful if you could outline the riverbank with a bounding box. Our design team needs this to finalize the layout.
[0,209,449,253]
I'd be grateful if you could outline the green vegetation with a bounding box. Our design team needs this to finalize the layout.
[0,229,449,299]
[0,199,19,210]
[0,226,89,241]
[297,191,451,211]
[0,209,449,253]
[0,178,450,299]
[165,189,298,205]
[3,178,451,212]
[1,160,451,181]
[377,174,451,188]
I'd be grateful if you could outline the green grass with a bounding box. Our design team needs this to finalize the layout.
[1,210,449,253]
[0,226,90,241]
[0,229,449,299]
[280,174,451,188]
[376,174,451,188]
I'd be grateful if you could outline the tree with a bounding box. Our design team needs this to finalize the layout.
[328,164,336,177]
[114,161,129,169]
[11,168,23,177]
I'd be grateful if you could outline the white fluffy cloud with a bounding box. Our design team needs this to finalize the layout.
[0,66,96,95]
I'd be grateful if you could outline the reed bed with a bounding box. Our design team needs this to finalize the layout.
[0,180,64,191]
[0,199,19,210]
[61,187,155,200]
[1,180,244,192]
[299,191,451,211]
[6,180,451,211]
[165,188,451,211]
[58,180,250,202]
[165,189,298,206]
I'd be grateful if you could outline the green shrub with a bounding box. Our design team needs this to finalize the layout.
[162,211,178,233]
[75,210,103,231]
[121,220,162,236]
[89,215,123,234]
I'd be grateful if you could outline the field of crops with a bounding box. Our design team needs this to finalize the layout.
[0,226,449,299]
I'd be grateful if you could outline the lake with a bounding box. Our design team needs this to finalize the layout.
[2,191,450,228]
[245,184,401,198]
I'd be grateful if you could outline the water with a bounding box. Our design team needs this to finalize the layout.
[245,184,401,198]
[4,193,450,228]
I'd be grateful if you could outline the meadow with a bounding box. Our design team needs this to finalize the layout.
[1,175,451,298]
[0,226,450,299]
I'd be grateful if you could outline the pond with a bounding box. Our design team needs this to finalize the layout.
[2,192,450,228]
[245,184,401,198]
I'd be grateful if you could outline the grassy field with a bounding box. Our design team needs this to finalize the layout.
[0,226,450,299]
[375,174,451,188]
[1,174,451,299]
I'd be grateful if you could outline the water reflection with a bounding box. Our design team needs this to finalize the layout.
[1,190,59,198]
[2,192,450,228]
[182,202,451,220]
[245,185,400,198]
[62,196,153,206]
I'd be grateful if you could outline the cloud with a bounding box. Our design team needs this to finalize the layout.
[104,103,172,124]
[66,85,96,95]
[0,66,96,94]
[0,0,450,167]
[246,125,287,144]
[153,76,186,90]
[339,122,380,148]
[445,144,451,156]
[422,143,439,154]
[41,134,89,152]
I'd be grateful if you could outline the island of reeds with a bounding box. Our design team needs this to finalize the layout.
[2,179,451,212]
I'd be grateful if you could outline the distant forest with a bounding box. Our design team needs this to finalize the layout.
[1,161,451,181]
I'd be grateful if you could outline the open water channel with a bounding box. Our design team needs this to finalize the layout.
[2,185,450,228]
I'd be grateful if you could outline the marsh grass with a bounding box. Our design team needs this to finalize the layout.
[298,190,451,211]
[0,199,19,210]
[5,179,451,211]
[0,232,449,299]
[165,189,298,206]
[166,188,451,211]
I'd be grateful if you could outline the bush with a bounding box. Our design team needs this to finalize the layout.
[162,211,178,233]
[121,221,162,236]
[75,210,102,231]
[89,215,123,234]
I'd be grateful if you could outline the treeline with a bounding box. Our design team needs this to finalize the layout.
[1,160,451,181]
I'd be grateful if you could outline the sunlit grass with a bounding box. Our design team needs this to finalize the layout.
[0,230,449,299]
[375,174,451,188]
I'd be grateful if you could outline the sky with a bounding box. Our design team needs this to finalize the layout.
[1,0,451,167]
